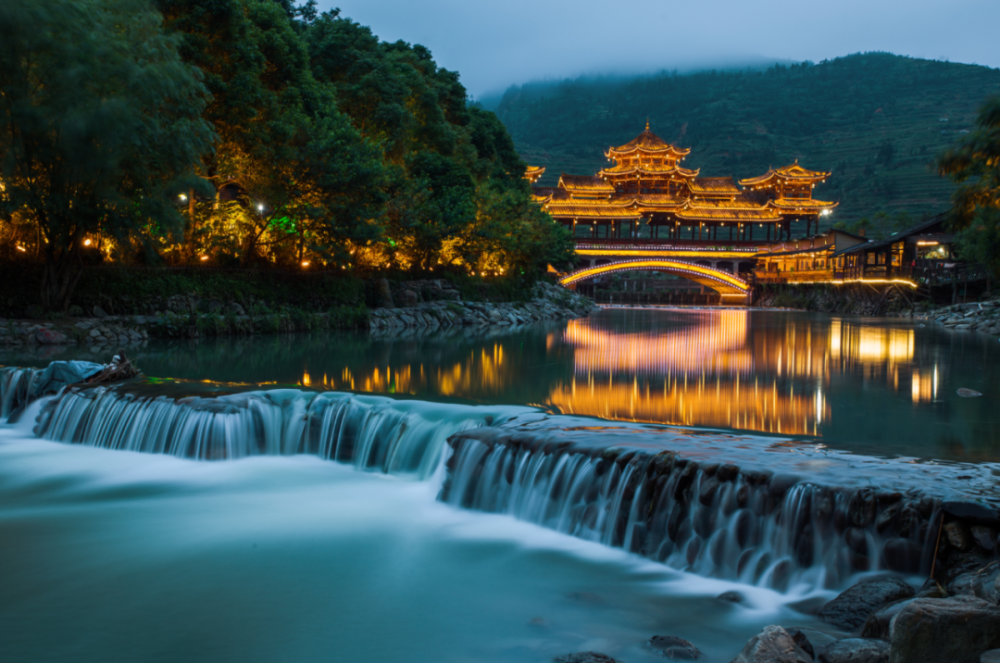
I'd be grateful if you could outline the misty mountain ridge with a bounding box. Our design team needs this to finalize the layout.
[491,52,1000,230]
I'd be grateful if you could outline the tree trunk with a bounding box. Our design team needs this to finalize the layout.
[41,247,84,312]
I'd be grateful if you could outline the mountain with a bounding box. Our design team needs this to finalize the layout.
[491,53,1000,230]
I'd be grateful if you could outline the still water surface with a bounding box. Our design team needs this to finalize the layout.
[12,306,993,462]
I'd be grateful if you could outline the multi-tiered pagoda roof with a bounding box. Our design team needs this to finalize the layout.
[528,124,838,240]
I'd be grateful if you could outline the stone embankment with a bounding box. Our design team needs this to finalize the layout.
[915,297,1000,337]
[0,280,596,347]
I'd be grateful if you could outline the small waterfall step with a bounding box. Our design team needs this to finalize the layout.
[442,424,1000,590]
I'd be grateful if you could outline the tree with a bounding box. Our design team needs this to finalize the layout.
[0,0,213,310]
[156,0,386,265]
[938,95,1000,229]
[939,96,1000,275]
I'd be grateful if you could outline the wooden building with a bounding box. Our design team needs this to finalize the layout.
[755,215,958,285]
[528,124,838,241]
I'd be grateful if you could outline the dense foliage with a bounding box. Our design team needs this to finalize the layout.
[939,96,1000,274]
[486,53,1000,236]
[0,0,573,310]
[0,0,213,310]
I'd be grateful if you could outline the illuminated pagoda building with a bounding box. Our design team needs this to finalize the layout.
[528,123,837,242]
[523,166,546,184]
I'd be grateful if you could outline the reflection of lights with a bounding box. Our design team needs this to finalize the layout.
[302,371,311,387]
[565,313,752,376]
[912,369,933,403]
[546,377,828,436]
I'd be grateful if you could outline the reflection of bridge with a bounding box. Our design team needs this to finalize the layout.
[560,241,758,302]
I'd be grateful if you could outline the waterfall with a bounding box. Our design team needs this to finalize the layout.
[29,384,487,479]
[1,367,44,419]
[442,429,940,590]
[2,365,955,592]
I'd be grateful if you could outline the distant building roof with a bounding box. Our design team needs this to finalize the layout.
[605,122,691,158]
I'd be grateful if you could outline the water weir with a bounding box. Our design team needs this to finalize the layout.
[4,370,999,591]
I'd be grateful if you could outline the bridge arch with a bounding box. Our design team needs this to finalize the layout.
[559,259,751,300]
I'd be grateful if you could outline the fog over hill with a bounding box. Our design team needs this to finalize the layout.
[487,53,1000,230]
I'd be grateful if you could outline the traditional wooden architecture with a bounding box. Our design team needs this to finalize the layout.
[740,162,838,237]
[754,215,960,286]
[754,229,868,284]
[524,166,546,184]
[528,124,838,242]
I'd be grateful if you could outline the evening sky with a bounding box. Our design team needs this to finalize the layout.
[320,0,1000,97]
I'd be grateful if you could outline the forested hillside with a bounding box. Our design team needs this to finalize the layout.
[488,53,1000,230]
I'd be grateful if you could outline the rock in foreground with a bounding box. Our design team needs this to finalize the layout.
[818,577,915,631]
[730,625,811,663]
[889,596,1000,663]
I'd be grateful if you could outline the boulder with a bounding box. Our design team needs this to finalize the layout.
[67,305,84,317]
[649,635,701,659]
[730,625,811,663]
[818,577,915,631]
[34,328,67,345]
[946,521,974,551]
[400,290,419,307]
[93,305,108,318]
[818,638,888,663]
[889,596,1000,663]
[972,526,998,551]
[554,653,623,663]
[981,650,1000,663]
[376,278,394,308]
[947,562,1000,603]
[862,599,915,640]
[942,502,1000,527]
[784,627,840,659]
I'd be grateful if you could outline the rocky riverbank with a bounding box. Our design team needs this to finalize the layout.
[914,296,1000,336]
[0,280,597,347]
[566,567,1000,663]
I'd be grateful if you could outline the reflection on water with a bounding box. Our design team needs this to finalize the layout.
[545,313,933,436]
[3,308,997,461]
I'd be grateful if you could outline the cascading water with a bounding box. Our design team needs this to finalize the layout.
[441,428,943,591]
[1,366,43,419]
[29,384,492,479]
[1,367,973,594]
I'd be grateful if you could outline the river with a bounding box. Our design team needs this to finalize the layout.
[1,307,997,662]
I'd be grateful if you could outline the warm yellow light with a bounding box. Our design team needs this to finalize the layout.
[179,193,188,202]
[916,241,939,246]
[16,245,26,252]
[200,256,208,261]
[83,238,92,246]
[301,261,310,268]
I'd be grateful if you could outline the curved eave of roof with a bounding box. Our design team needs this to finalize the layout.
[675,209,782,222]
[605,145,691,158]
[558,174,616,193]
[687,200,764,211]
[740,167,831,187]
[599,166,700,178]
[769,200,840,211]
[531,195,552,204]
[543,206,643,219]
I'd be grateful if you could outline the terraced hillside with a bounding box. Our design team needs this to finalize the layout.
[488,53,1000,231]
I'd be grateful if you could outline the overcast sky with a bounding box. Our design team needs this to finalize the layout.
[320,0,999,98]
